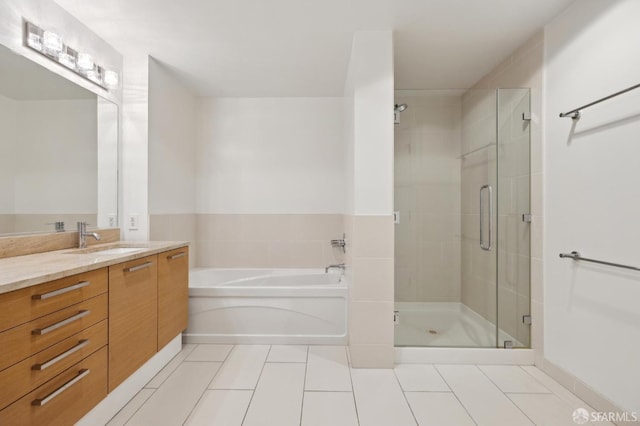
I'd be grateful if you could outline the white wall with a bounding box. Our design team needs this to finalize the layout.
[14,99,97,214]
[120,54,149,240]
[349,32,395,215]
[149,59,197,214]
[196,97,345,214]
[544,0,640,412]
[97,98,119,227]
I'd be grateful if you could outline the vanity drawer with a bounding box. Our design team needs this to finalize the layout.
[0,268,108,333]
[0,346,108,426]
[0,294,108,371]
[0,320,107,410]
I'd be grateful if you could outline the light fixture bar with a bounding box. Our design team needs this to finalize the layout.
[23,20,119,91]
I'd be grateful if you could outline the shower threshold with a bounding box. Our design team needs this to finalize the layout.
[394,302,523,348]
[393,302,534,365]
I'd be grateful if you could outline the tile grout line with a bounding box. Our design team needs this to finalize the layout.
[517,365,599,413]
[145,343,198,388]
[119,388,157,426]
[475,364,538,425]
[392,366,419,426]
[181,343,232,426]
[299,345,310,425]
[345,347,361,426]
[240,345,271,426]
[433,364,479,426]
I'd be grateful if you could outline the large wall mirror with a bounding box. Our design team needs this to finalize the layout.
[0,43,118,236]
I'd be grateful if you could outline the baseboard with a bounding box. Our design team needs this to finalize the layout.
[538,357,638,425]
[183,333,347,345]
[395,347,535,365]
[76,335,181,426]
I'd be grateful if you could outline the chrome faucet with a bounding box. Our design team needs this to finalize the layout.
[325,263,346,273]
[77,221,101,248]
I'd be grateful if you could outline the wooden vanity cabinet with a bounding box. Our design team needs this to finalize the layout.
[0,269,109,425]
[0,244,189,422]
[157,247,189,350]
[108,254,158,391]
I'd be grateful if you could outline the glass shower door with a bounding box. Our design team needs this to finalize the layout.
[496,88,531,348]
[393,88,531,349]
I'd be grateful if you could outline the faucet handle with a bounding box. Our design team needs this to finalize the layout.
[46,221,65,232]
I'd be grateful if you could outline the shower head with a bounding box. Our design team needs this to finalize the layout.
[395,103,408,112]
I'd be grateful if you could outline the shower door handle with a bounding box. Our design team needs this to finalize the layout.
[479,185,493,251]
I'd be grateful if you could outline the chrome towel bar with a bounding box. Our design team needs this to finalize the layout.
[559,251,640,272]
[559,82,640,119]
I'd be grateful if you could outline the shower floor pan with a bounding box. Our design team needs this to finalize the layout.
[394,302,522,348]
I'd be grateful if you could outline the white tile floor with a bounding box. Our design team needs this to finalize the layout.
[106,344,614,426]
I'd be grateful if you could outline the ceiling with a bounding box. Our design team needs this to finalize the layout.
[0,43,95,100]
[53,0,575,97]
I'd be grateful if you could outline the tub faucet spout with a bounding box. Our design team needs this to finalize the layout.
[325,263,346,273]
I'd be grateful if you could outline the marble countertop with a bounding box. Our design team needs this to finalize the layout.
[0,241,189,295]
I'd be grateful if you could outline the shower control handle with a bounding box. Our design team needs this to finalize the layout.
[479,185,493,251]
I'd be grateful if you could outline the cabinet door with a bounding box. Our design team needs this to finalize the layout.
[0,347,108,426]
[108,255,158,391]
[157,247,189,349]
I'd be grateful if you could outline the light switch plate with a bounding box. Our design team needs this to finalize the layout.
[128,214,139,230]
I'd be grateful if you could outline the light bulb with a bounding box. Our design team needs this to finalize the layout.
[58,47,76,69]
[77,52,94,71]
[104,70,119,89]
[43,31,63,55]
[86,67,103,85]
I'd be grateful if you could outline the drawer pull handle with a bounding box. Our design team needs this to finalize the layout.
[32,310,90,335]
[168,252,186,260]
[124,261,153,273]
[31,369,90,406]
[32,281,90,300]
[32,339,90,371]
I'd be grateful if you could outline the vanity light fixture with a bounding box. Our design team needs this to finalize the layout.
[42,30,63,55]
[58,45,77,69]
[103,69,119,89]
[76,52,94,71]
[23,21,120,91]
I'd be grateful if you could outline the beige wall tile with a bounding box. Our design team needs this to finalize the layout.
[352,215,394,258]
[293,214,344,241]
[351,257,394,301]
[150,214,197,267]
[287,241,325,268]
[212,241,269,268]
[349,344,394,368]
[349,301,394,345]
[0,215,15,234]
[192,214,346,268]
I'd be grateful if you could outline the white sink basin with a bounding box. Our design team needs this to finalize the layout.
[91,247,144,255]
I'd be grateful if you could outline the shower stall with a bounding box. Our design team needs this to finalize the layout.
[394,88,531,349]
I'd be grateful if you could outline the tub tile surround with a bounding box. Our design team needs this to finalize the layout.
[347,215,395,368]
[194,214,345,268]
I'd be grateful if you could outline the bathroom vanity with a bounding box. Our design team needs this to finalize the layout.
[0,242,189,425]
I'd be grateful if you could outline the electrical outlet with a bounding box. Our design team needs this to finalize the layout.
[108,215,117,227]
[128,214,139,230]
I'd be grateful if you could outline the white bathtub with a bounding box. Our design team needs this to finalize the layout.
[185,268,348,344]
